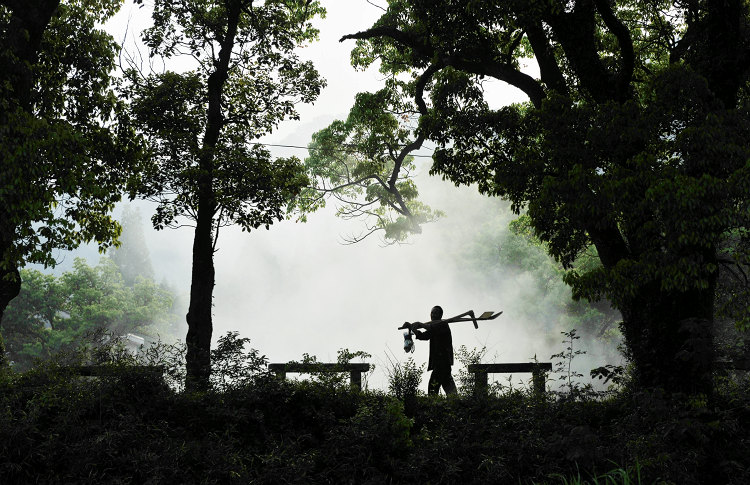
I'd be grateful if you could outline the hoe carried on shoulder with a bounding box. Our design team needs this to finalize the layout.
[397,310,502,353]
[398,310,503,331]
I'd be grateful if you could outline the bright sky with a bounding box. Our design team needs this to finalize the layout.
[67,0,611,391]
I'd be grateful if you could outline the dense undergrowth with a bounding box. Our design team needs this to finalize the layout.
[1,335,749,484]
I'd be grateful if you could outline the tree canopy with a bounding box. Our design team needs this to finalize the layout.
[341,0,750,394]
[4,257,176,371]
[0,0,141,356]
[302,83,441,242]
[124,0,326,389]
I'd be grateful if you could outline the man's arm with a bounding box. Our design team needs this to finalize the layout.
[399,321,434,339]
[400,320,430,331]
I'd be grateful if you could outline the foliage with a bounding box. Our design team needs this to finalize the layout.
[121,0,326,389]
[1,344,750,484]
[385,355,423,401]
[3,258,177,370]
[301,85,442,242]
[590,364,628,389]
[210,331,268,392]
[539,462,645,485]
[324,394,414,481]
[339,0,750,394]
[551,329,588,399]
[438,200,622,350]
[124,68,314,234]
[454,344,487,394]
[507,215,621,337]
[292,348,374,389]
[123,0,325,235]
[135,337,187,392]
[0,0,140,292]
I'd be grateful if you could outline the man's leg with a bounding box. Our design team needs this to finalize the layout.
[442,369,457,395]
[430,365,457,395]
[428,370,441,395]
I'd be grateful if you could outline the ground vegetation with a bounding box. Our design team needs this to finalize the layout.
[1,338,748,484]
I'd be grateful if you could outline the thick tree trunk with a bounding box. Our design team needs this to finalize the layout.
[619,281,715,395]
[1,0,60,109]
[592,225,717,395]
[0,1,59,364]
[0,255,22,364]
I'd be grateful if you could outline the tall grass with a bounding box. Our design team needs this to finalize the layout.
[540,462,646,485]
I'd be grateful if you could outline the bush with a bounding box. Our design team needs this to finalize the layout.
[455,344,486,395]
[210,331,269,392]
[386,356,423,400]
[1,336,749,484]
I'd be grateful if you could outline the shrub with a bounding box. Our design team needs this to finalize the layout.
[210,331,269,392]
[386,355,423,401]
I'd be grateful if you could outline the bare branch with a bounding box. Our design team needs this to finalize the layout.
[212,207,223,251]
[366,0,386,12]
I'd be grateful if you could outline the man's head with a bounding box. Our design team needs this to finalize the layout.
[430,305,443,321]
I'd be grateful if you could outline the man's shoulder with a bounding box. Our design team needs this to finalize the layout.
[429,320,450,332]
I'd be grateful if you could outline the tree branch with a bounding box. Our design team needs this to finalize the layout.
[594,0,635,101]
[446,52,545,106]
[341,25,545,107]
[545,3,615,102]
[523,21,568,96]
[340,25,432,59]
[310,174,385,194]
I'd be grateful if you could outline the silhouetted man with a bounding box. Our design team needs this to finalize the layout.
[410,306,477,395]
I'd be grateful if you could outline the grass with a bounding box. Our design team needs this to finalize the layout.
[539,462,646,485]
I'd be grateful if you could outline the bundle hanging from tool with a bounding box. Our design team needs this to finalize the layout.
[403,329,415,353]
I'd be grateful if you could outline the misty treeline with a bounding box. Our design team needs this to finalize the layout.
[1,0,750,397]
[2,207,183,371]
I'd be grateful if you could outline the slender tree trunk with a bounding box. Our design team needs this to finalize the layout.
[184,102,220,391]
[185,202,216,391]
[183,5,241,391]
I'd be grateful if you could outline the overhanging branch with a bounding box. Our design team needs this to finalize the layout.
[341,25,545,107]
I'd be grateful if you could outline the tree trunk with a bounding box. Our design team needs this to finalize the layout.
[0,249,22,364]
[591,225,717,395]
[619,281,716,396]
[183,4,241,391]
[185,202,215,391]
[1,0,60,108]
[0,1,59,364]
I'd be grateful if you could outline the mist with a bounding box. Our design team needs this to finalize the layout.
[101,154,621,393]
[45,0,624,393]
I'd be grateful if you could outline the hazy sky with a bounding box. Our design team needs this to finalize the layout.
[48,0,618,391]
